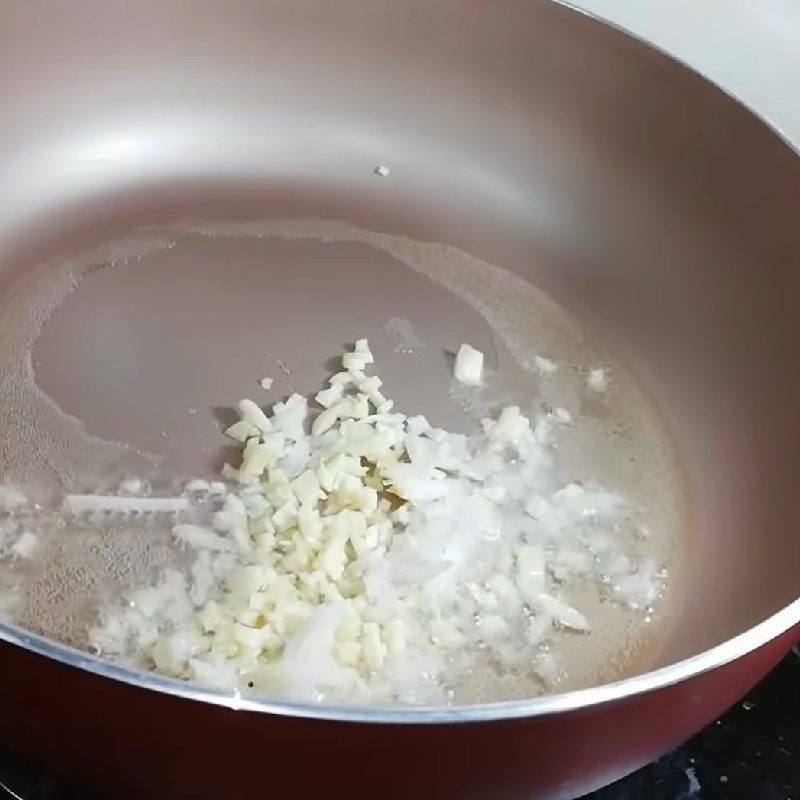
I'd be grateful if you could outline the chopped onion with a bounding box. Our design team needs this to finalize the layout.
[454,343,484,385]
[88,338,663,706]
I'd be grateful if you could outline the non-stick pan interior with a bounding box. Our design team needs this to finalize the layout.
[1,0,799,683]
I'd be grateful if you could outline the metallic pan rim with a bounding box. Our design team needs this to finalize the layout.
[0,0,799,724]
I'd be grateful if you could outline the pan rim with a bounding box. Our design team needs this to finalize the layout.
[0,597,797,724]
[0,0,799,724]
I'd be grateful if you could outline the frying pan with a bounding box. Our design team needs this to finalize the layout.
[0,1,799,798]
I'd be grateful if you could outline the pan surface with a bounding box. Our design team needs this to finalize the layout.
[0,0,798,797]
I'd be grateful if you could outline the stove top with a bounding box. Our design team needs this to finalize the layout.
[591,650,800,800]
[1,651,798,800]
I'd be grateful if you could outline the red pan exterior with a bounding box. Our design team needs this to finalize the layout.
[0,628,795,800]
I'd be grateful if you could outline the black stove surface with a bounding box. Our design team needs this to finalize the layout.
[1,650,798,800]
[591,650,800,800]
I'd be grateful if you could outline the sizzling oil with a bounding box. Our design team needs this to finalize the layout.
[0,219,688,702]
